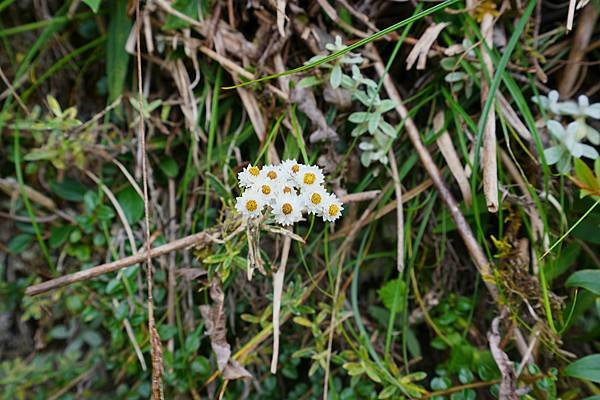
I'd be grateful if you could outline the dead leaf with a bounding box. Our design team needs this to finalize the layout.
[406,23,449,70]
[200,279,252,380]
[291,87,338,143]
[175,268,208,281]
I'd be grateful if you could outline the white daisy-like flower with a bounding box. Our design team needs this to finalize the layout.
[255,178,278,204]
[272,194,303,226]
[237,164,262,188]
[320,193,343,222]
[276,181,298,197]
[279,159,303,182]
[301,185,328,215]
[297,164,324,190]
[235,189,265,219]
[260,164,281,183]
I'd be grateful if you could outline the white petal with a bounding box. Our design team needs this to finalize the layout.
[547,120,566,140]
[584,104,600,119]
[544,146,564,165]
[585,125,600,145]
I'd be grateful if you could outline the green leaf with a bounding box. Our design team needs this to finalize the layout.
[116,186,144,224]
[83,0,101,13]
[377,278,406,310]
[574,158,599,197]
[106,0,131,107]
[8,233,33,253]
[378,386,397,399]
[159,156,179,178]
[565,354,600,383]
[163,0,199,30]
[50,178,87,201]
[49,226,73,248]
[566,270,600,295]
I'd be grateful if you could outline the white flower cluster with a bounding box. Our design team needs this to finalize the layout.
[235,160,343,226]
[532,90,600,173]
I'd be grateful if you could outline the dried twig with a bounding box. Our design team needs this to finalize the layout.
[488,311,518,400]
[25,230,213,293]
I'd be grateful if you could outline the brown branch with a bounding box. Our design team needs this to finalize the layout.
[25,231,213,297]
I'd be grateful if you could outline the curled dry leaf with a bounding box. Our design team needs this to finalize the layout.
[406,22,449,70]
[291,87,338,142]
[200,280,252,380]
[175,267,208,281]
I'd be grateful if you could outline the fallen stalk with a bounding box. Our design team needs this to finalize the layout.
[25,231,215,296]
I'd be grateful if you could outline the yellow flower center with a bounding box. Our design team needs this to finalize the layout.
[291,164,300,173]
[246,200,258,212]
[328,204,339,217]
[303,172,316,185]
[249,166,260,176]
[261,185,271,195]
[282,203,293,215]
[283,186,292,194]
[310,193,321,205]
[267,170,277,180]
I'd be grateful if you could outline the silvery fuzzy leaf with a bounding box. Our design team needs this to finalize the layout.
[305,54,327,65]
[353,91,373,107]
[576,143,599,160]
[373,130,391,147]
[378,99,396,113]
[440,57,456,71]
[351,123,368,137]
[360,151,373,167]
[445,71,467,83]
[379,120,397,138]
[340,75,355,89]
[584,104,600,119]
[363,78,377,88]
[547,120,566,140]
[359,141,375,151]
[465,81,473,98]
[351,65,362,80]
[368,112,381,134]
[585,124,600,145]
[349,112,369,124]
[341,55,364,65]
[544,146,564,165]
[298,76,321,88]
[330,64,343,89]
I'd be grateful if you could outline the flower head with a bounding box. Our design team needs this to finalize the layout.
[544,120,599,174]
[235,189,266,219]
[320,193,343,222]
[297,164,325,189]
[238,164,262,188]
[260,164,281,183]
[272,194,303,226]
[302,186,328,215]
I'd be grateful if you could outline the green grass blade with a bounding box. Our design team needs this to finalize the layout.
[106,0,132,108]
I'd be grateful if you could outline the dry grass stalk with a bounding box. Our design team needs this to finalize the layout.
[481,13,499,213]
[271,235,292,373]
[559,4,599,98]
[433,112,472,206]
